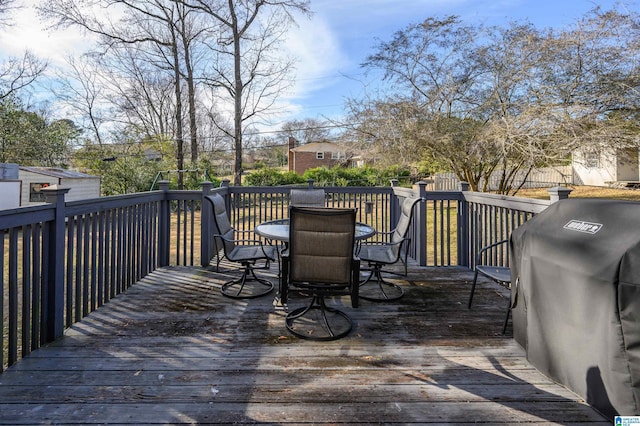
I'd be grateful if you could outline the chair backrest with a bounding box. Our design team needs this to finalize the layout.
[205,194,235,253]
[288,207,356,285]
[289,189,326,208]
[391,197,422,244]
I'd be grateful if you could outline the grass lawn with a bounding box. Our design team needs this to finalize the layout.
[516,185,640,201]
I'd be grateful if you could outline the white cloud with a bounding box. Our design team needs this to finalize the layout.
[0,3,88,65]
[283,14,349,101]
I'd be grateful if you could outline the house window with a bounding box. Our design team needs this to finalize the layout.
[316,152,324,160]
[585,151,600,168]
[331,152,346,160]
[29,183,51,202]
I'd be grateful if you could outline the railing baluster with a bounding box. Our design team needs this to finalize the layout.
[0,230,4,372]
[108,209,116,301]
[181,202,187,265]
[97,211,105,308]
[31,224,41,351]
[8,228,18,366]
[90,213,97,312]
[83,214,90,317]
[22,225,31,358]
[74,215,83,323]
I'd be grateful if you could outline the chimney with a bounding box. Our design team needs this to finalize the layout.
[288,136,296,150]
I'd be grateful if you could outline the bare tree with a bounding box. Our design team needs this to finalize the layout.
[356,6,640,194]
[0,1,47,99]
[0,0,16,24]
[38,0,206,186]
[51,55,109,145]
[537,6,640,152]
[0,51,47,100]
[179,0,311,185]
[358,16,502,191]
[280,118,333,145]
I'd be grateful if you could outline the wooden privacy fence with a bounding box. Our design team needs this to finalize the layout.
[1,180,571,371]
[432,166,574,191]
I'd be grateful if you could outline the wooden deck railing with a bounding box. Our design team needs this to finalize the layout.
[0,180,570,371]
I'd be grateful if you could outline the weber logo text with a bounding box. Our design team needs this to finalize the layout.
[563,220,603,234]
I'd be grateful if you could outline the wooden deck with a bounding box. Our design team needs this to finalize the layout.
[0,262,609,425]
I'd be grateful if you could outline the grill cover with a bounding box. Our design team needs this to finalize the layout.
[510,198,640,418]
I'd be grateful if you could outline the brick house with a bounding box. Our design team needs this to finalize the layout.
[288,139,349,175]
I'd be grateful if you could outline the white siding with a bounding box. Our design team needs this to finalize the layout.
[18,170,101,205]
[616,148,639,181]
[0,181,21,209]
[62,178,101,202]
[572,150,616,186]
[20,171,59,205]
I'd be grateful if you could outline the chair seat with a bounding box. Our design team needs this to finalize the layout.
[476,265,511,284]
[227,245,276,263]
[358,244,397,265]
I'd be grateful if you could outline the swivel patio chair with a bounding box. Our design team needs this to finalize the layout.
[468,238,512,334]
[357,196,422,302]
[280,207,360,341]
[205,194,276,299]
[289,188,326,208]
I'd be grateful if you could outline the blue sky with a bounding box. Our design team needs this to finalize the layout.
[282,0,633,124]
[0,0,634,131]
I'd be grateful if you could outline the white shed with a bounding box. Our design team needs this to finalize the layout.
[18,166,101,205]
[572,148,640,187]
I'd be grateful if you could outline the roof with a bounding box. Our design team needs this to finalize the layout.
[19,166,99,179]
[290,141,344,153]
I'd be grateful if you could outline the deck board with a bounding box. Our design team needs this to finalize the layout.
[0,263,609,424]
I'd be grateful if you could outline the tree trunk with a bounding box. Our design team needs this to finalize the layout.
[172,36,185,189]
[233,25,243,186]
[180,16,198,163]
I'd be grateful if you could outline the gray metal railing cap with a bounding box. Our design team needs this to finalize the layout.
[547,186,573,202]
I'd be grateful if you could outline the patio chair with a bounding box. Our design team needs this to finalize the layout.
[289,188,326,208]
[357,196,423,302]
[205,194,276,299]
[280,207,359,340]
[468,238,512,334]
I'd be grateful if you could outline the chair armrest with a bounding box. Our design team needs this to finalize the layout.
[375,230,395,237]
[213,233,266,246]
[358,238,406,248]
[475,239,509,265]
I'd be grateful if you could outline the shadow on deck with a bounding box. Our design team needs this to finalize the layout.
[0,261,609,424]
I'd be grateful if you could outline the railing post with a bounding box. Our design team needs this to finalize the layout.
[548,186,572,202]
[220,179,232,212]
[457,182,470,267]
[415,181,428,266]
[42,186,70,342]
[200,181,213,267]
[307,179,315,188]
[158,181,171,267]
[389,179,400,236]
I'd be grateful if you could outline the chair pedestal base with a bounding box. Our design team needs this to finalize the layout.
[285,296,352,341]
[221,264,274,299]
[359,268,404,302]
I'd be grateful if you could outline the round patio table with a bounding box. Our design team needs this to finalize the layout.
[255,218,375,243]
